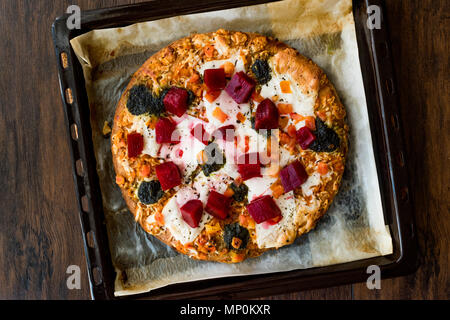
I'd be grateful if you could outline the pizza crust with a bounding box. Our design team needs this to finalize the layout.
[111,29,348,263]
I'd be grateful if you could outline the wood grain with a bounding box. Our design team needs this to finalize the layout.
[352,0,450,300]
[0,0,447,300]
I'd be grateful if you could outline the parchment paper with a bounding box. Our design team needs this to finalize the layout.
[71,0,393,296]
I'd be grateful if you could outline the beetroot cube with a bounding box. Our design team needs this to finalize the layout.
[280,160,308,193]
[155,161,181,190]
[225,71,255,104]
[163,87,188,117]
[180,199,204,228]
[205,190,231,220]
[190,124,209,145]
[155,117,177,144]
[127,132,144,158]
[204,68,226,90]
[237,153,261,181]
[247,195,282,224]
[255,98,279,130]
[296,126,316,150]
[213,124,235,141]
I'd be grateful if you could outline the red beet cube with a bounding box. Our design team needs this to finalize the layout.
[204,68,226,90]
[296,126,316,150]
[237,153,261,181]
[247,195,282,224]
[280,160,308,193]
[213,124,235,141]
[163,87,188,117]
[255,98,279,130]
[127,132,144,158]
[225,71,255,104]
[190,124,209,145]
[155,161,181,190]
[180,199,204,228]
[205,190,231,220]
[155,117,177,144]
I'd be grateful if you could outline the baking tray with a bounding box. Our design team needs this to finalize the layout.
[52,0,418,300]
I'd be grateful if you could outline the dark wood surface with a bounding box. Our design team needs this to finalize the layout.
[0,0,448,300]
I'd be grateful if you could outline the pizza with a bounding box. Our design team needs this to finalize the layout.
[111,29,348,263]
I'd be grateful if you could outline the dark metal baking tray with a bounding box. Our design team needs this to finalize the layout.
[52,0,418,300]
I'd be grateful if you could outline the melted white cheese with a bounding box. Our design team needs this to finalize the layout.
[301,172,321,197]
[197,54,245,76]
[245,176,277,202]
[259,66,316,118]
[162,195,212,245]
[192,170,233,203]
[255,192,298,248]
[158,115,213,181]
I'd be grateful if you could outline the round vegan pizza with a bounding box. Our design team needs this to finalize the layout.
[111,29,348,263]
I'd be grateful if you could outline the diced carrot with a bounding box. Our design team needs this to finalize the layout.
[280,80,292,93]
[287,124,297,138]
[155,211,164,225]
[251,90,265,103]
[317,110,327,121]
[197,150,207,164]
[290,113,304,123]
[231,237,243,249]
[188,72,200,83]
[271,95,279,102]
[280,132,296,151]
[220,61,235,77]
[279,116,289,129]
[305,116,316,130]
[203,45,215,57]
[244,135,250,152]
[146,117,157,130]
[140,164,151,177]
[318,162,329,175]
[270,183,284,199]
[205,89,221,103]
[230,251,245,263]
[277,103,293,114]
[212,107,229,123]
[236,112,246,123]
[223,187,235,198]
[239,214,247,227]
[115,175,125,185]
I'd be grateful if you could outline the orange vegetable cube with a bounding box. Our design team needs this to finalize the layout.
[305,116,316,130]
[140,164,151,177]
[236,112,246,123]
[318,162,329,175]
[290,113,304,123]
[205,89,221,103]
[280,80,292,93]
[277,103,293,114]
[212,107,229,123]
[220,61,235,77]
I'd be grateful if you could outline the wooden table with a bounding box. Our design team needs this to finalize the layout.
[0,0,448,300]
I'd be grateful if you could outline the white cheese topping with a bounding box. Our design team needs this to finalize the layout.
[255,192,298,248]
[158,115,213,181]
[161,195,212,245]
[197,54,245,75]
[301,172,321,197]
[259,65,316,118]
[245,176,277,202]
